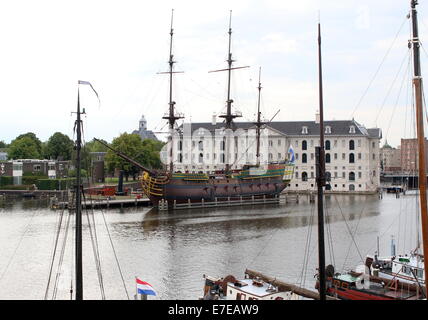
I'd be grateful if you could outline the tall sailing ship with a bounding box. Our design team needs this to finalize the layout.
[103,11,294,208]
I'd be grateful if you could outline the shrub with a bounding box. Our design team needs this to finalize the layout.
[23,175,48,185]
[36,178,75,190]
[0,176,13,187]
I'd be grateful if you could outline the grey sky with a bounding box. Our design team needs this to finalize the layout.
[0,0,427,148]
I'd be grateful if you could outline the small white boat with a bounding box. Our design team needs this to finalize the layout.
[201,274,300,300]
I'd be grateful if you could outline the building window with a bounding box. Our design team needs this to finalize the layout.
[269,153,273,160]
[372,153,376,160]
[33,164,41,171]
[295,172,299,178]
[295,153,299,160]
[325,126,331,134]
[325,140,331,150]
[349,153,355,163]
[334,140,337,147]
[349,140,355,150]
[278,140,281,146]
[349,172,355,181]
[342,172,346,178]
[295,140,299,147]
[302,153,307,163]
[302,126,308,134]
[334,153,338,160]
[358,153,362,160]
[269,140,273,147]
[302,172,308,181]
[358,172,362,179]
[373,170,376,177]
[310,140,314,147]
[302,140,307,150]
[342,153,345,160]
[326,153,331,163]
[372,142,376,148]
[358,140,361,147]
[278,153,282,159]
[311,153,314,160]
[334,172,338,178]
[349,126,356,134]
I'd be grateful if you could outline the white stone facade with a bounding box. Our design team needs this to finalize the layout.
[170,119,381,193]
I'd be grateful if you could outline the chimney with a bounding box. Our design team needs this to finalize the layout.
[212,113,217,126]
[315,110,320,124]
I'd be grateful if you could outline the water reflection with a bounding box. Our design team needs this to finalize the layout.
[0,192,420,299]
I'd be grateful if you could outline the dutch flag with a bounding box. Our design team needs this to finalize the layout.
[136,278,157,296]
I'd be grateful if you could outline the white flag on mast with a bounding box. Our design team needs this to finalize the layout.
[78,80,100,106]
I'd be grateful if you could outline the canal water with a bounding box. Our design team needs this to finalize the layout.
[0,191,421,300]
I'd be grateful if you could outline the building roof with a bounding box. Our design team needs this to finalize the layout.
[180,119,381,138]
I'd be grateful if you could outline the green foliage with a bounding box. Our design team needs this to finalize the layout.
[67,168,88,177]
[104,134,163,179]
[84,138,109,153]
[14,132,42,154]
[8,136,42,159]
[45,132,74,160]
[0,176,13,186]
[0,140,7,148]
[23,175,48,185]
[36,178,75,190]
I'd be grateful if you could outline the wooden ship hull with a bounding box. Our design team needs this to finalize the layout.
[141,163,294,207]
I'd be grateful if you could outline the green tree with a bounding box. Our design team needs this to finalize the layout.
[8,136,41,159]
[46,132,74,160]
[84,138,109,153]
[105,133,163,181]
[0,140,7,149]
[14,132,42,155]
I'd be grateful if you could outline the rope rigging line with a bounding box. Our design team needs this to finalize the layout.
[82,192,106,300]
[340,196,368,272]
[385,50,412,139]
[81,133,107,299]
[44,207,67,299]
[324,198,336,269]
[51,209,72,300]
[332,194,365,264]
[350,16,408,119]
[99,208,130,300]
[374,48,412,126]
[297,201,316,289]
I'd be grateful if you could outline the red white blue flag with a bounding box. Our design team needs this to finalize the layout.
[136,278,156,296]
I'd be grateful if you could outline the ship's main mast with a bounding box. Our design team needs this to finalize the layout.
[161,9,183,173]
[410,0,428,292]
[255,67,265,167]
[211,11,248,174]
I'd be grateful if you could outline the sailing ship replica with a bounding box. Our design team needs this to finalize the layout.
[100,11,294,208]
[315,0,427,300]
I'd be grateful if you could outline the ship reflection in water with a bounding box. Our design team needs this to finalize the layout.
[0,192,420,299]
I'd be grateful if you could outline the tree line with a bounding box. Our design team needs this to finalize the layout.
[0,132,164,178]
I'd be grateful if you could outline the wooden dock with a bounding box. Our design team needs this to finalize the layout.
[158,194,287,211]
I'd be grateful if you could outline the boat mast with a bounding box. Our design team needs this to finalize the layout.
[410,0,428,288]
[315,21,327,301]
[162,9,183,173]
[215,11,247,174]
[255,67,265,167]
[75,87,84,300]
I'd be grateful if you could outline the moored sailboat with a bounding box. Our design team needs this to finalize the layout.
[316,0,427,300]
